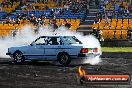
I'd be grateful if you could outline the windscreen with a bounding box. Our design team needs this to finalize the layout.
[63,36,82,44]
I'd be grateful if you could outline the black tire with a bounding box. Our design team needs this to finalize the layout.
[13,51,25,63]
[80,76,85,84]
[58,53,71,66]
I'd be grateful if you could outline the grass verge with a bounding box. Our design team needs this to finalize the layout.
[102,47,132,52]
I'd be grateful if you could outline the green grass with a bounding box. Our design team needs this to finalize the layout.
[102,47,132,52]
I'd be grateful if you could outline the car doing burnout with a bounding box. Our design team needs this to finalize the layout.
[6,36,101,66]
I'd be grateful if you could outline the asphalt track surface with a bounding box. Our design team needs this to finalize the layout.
[0,58,132,88]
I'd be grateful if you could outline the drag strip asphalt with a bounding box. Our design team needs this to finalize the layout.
[0,58,132,88]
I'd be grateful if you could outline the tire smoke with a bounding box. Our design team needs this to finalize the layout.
[0,25,102,65]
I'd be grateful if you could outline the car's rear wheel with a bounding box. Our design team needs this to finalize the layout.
[58,53,71,66]
[13,51,25,63]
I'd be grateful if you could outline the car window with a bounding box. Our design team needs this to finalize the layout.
[47,37,61,45]
[35,37,46,45]
[63,36,82,44]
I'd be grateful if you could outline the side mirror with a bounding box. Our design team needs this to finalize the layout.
[30,41,36,46]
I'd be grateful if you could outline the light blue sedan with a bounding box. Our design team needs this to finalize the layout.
[6,36,100,66]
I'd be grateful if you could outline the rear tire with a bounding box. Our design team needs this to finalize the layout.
[58,53,71,66]
[13,51,25,64]
[80,76,85,84]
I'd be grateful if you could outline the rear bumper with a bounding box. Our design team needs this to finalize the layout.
[78,54,86,57]
[78,53,100,58]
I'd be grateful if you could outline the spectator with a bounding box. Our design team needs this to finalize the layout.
[34,0,37,3]
[33,5,36,10]
[16,14,21,19]
[94,13,100,23]
[97,29,104,41]
[115,3,119,12]
[33,18,41,33]
[21,16,27,24]
[50,9,54,18]
[16,14,21,24]
[57,0,61,6]
[64,3,70,10]
[37,0,40,3]
[59,0,62,6]
[107,11,112,20]
[88,0,92,5]
[44,0,48,4]
[11,0,15,7]
[119,3,125,15]
[124,9,130,17]
[6,17,12,24]
[86,1,89,13]
[37,18,42,26]
[100,5,106,13]
[53,19,58,30]
[59,8,64,15]
[16,18,20,24]
[12,27,18,38]
[1,0,7,7]
[54,10,60,17]
[128,4,132,13]
[41,15,46,26]
[11,19,16,25]
[65,20,71,29]
[95,0,99,7]
[21,12,27,20]
[92,28,97,37]
[0,4,2,11]
[45,5,49,10]
[114,11,118,18]
[104,0,109,5]
[26,4,31,10]
[30,14,36,25]
[105,12,110,25]
[93,27,103,41]
[98,12,103,20]
[127,30,132,39]
[34,25,40,34]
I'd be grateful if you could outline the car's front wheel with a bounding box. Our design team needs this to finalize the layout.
[13,51,25,63]
[58,53,71,66]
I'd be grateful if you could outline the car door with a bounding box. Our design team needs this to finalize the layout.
[25,37,46,60]
[60,36,83,58]
[44,36,62,60]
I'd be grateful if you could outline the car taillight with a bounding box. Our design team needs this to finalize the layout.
[93,48,98,53]
[80,48,88,53]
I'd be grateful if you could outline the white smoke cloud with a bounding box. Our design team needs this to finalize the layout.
[0,25,102,65]
[83,55,102,65]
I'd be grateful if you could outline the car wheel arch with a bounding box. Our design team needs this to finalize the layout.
[13,50,23,55]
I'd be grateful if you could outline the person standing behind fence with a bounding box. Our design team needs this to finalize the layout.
[12,27,18,38]
[53,19,58,31]
[95,0,99,7]
[0,4,2,11]
[105,12,110,26]
[96,28,104,41]
[94,13,100,23]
